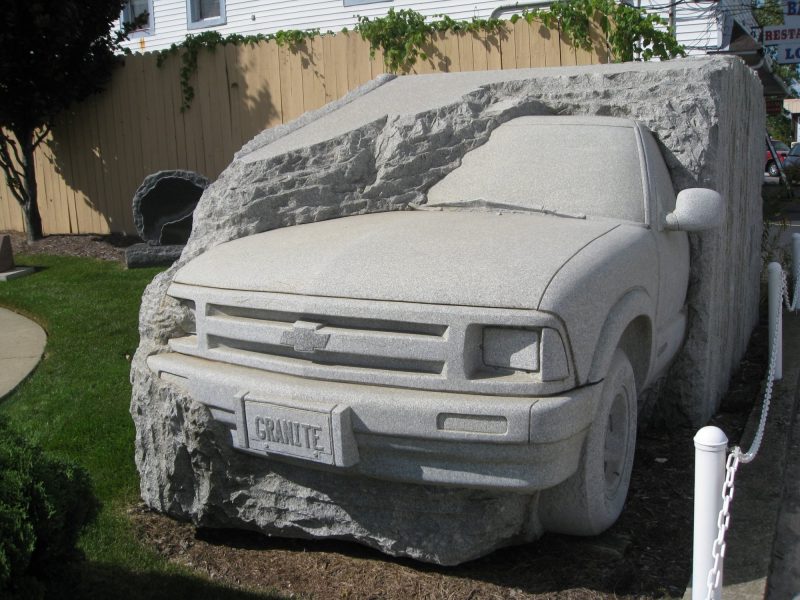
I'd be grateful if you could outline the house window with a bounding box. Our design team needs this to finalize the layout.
[188,0,226,29]
[121,0,153,35]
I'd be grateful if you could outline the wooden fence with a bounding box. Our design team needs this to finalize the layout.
[0,20,608,235]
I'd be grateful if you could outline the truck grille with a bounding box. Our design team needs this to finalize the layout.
[165,283,560,396]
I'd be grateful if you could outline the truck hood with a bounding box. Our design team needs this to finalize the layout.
[173,211,619,310]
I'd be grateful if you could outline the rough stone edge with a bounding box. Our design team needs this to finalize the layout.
[234,73,397,160]
[125,244,185,269]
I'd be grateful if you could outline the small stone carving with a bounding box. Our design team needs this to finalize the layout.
[0,235,13,272]
[125,170,209,268]
[133,170,209,245]
[0,234,34,281]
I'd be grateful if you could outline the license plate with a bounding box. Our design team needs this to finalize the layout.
[243,399,335,465]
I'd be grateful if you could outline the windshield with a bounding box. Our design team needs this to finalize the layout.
[772,140,790,153]
[426,117,645,222]
[789,144,800,157]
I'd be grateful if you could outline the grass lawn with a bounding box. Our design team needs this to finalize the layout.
[0,254,274,599]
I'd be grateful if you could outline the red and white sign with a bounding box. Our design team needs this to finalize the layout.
[763,25,800,44]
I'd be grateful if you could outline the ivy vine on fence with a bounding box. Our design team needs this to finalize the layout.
[354,10,507,73]
[528,0,685,62]
[156,2,684,111]
[155,29,320,112]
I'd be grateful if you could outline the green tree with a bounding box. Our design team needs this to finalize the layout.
[0,1,141,241]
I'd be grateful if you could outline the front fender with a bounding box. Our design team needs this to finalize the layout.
[586,288,654,392]
[537,225,658,386]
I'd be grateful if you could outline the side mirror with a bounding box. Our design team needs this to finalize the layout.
[665,188,723,232]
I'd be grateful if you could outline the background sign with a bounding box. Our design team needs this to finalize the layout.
[776,45,800,63]
[764,24,800,44]
[766,96,785,115]
[762,1,800,63]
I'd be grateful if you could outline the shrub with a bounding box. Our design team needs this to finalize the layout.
[0,417,100,597]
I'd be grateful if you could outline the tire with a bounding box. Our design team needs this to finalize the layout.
[767,161,779,177]
[538,348,637,536]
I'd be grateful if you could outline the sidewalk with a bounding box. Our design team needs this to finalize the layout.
[0,306,46,398]
[767,311,800,598]
[684,309,800,600]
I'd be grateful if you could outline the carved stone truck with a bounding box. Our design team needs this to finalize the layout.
[147,115,722,536]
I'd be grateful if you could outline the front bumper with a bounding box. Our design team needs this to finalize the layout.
[148,352,602,492]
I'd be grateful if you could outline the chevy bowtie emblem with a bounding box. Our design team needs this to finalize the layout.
[280,321,330,353]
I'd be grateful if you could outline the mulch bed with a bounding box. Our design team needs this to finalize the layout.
[5,231,766,599]
[3,231,139,263]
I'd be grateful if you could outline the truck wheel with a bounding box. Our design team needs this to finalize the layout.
[538,349,637,536]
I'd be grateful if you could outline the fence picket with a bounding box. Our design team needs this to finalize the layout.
[560,29,579,67]
[514,20,532,69]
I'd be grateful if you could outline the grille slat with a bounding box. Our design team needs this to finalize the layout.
[202,313,448,367]
[207,304,447,337]
[208,336,446,375]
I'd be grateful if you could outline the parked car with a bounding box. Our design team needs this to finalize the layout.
[148,116,722,537]
[781,142,800,178]
[766,139,789,176]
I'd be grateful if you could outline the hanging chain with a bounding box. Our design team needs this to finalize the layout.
[739,292,781,464]
[782,267,799,312]
[705,450,739,598]
[781,269,797,311]
[796,269,800,311]
[704,263,796,600]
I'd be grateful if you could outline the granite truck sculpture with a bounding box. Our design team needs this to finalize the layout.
[148,115,722,536]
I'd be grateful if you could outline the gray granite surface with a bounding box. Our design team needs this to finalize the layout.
[125,243,185,269]
[131,57,765,564]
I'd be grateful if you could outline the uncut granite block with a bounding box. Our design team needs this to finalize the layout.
[131,57,764,564]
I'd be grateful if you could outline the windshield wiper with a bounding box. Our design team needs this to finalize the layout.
[410,198,586,219]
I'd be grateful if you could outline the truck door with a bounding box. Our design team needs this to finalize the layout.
[640,129,690,374]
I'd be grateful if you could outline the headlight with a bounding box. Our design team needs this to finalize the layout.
[178,299,196,335]
[482,327,539,372]
[481,326,569,381]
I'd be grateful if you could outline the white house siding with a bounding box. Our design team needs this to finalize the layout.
[640,0,760,56]
[120,0,526,53]
[674,8,719,55]
[120,0,754,58]
[636,0,719,56]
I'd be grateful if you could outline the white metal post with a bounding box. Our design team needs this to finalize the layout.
[793,233,800,311]
[768,262,783,381]
[692,426,728,600]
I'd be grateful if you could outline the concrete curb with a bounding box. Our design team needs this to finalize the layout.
[766,350,800,597]
[0,306,46,399]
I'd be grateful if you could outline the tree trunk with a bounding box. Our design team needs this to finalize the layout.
[16,129,43,242]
